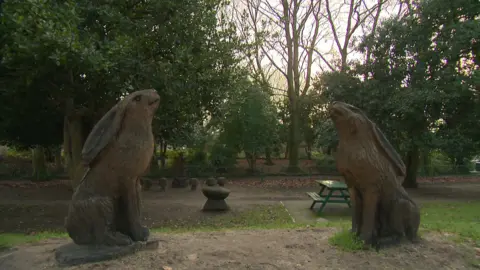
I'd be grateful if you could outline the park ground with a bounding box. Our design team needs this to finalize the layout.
[0,175,479,269]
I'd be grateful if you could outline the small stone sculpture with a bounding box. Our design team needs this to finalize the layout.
[189,178,199,191]
[206,177,217,186]
[171,177,188,188]
[329,101,420,248]
[140,177,153,191]
[158,177,168,192]
[64,89,160,247]
[217,177,227,186]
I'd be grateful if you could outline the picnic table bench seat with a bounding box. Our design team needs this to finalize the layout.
[306,180,351,213]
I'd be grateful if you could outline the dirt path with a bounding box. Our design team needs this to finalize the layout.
[0,229,476,270]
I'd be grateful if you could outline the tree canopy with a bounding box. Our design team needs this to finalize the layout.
[0,0,478,185]
[315,0,480,187]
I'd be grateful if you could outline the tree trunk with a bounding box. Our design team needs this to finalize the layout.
[287,102,300,172]
[245,152,256,173]
[326,145,333,155]
[64,114,85,181]
[32,146,48,181]
[160,142,167,168]
[54,146,63,172]
[403,146,419,188]
[305,145,312,160]
[454,157,470,174]
[264,148,274,165]
[284,143,289,159]
[421,151,432,176]
[150,141,158,173]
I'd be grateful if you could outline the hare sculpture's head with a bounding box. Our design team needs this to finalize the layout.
[122,89,160,120]
[328,101,370,140]
[328,100,406,177]
[81,89,160,167]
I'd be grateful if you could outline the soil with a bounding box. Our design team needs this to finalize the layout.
[0,229,476,270]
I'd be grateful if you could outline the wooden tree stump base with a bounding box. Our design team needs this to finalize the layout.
[55,239,160,266]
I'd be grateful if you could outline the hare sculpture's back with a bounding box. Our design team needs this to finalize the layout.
[64,89,160,246]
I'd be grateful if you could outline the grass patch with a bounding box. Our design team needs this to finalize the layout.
[0,231,66,251]
[420,201,480,245]
[318,201,480,243]
[0,204,301,249]
[152,203,298,233]
[328,229,365,251]
[322,201,480,251]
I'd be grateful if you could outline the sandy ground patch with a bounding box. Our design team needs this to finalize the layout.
[0,229,475,270]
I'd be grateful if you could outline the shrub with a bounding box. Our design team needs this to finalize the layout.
[0,155,33,180]
[186,149,208,166]
[209,143,237,169]
[185,149,210,177]
[419,150,473,176]
[314,153,338,174]
[165,149,182,160]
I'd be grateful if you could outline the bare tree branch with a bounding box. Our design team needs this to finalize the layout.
[365,0,385,63]
[311,47,336,71]
[324,0,344,68]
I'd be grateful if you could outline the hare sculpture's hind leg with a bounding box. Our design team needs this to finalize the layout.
[65,196,132,246]
[115,178,150,242]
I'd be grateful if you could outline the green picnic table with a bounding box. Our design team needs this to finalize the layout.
[306,180,351,213]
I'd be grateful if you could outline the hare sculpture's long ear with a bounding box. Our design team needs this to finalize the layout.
[81,100,129,167]
[371,121,406,177]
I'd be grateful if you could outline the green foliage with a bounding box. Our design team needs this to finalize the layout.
[185,149,208,166]
[0,0,244,151]
[418,150,475,176]
[328,230,366,251]
[4,147,31,160]
[422,150,457,175]
[184,149,210,176]
[214,80,280,171]
[314,117,338,154]
[209,143,237,169]
[165,150,183,161]
[314,153,338,174]
[146,0,243,148]
[0,0,80,147]
[315,0,480,184]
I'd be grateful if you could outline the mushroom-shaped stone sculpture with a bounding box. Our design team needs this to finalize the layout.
[201,186,231,211]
